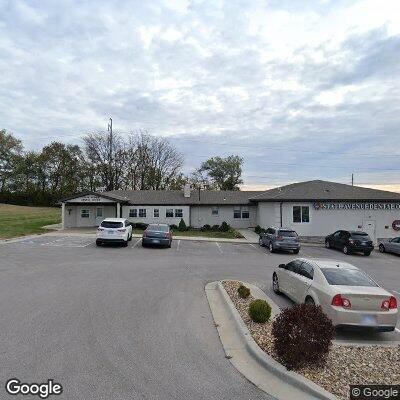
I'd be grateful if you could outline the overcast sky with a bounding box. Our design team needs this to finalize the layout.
[1,0,400,191]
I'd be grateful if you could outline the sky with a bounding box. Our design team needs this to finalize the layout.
[1,0,400,192]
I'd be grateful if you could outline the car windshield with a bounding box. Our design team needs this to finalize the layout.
[101,221,123,228]
[147,225,168,232]
[321,268,378,287]
[351,232,370,240]
[278,230,297,237]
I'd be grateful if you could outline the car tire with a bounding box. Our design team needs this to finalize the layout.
[123,240,128,247]
[167,241,172,248]
[305,297,315,306]
[128,233,132,241]
[96,241,102,246]
[293,249,299,254]
[364,251,371,256]
[343,245,349,255]
[379,244,385,253]
[269,242,274,253]
[272,273,281,294]
[325,240,330,249]
[259,237,264,247]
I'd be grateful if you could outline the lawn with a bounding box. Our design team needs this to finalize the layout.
[0,203,61,239]
[133,228,243,239]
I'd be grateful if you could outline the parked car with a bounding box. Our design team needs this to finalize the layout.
[325,230,374,256]
[272,258,398,331]
[259,226,300,254]
[96,218,132,247]
[379,237,400,255]
[142,224,172,248]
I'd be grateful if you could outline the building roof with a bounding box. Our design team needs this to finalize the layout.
[249,180,400,202]
[59,191,129,203]
[103,189,263,205]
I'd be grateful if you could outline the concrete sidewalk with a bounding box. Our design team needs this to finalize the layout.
[238,229,259,243]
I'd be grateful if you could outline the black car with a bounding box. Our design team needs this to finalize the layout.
[325,230,374,256]
[142,223,173,248]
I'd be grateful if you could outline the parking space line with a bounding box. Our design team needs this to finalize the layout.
[176,240,180,252]
[215,242,223,254]
[132,238,142,248]
[396,328,400,333]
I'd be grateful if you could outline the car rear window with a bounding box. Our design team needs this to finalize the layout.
[101,221,123,228]
[147,224,168,232]
[350,232,371,240]
[321,268,378,287]
[278,230,297,237]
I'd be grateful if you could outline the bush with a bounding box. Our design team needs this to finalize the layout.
[272,303,334,369]
[178,218,188,231]
[133,222,148,230]
[237,285,250,299]
[219,221,230,232]
[211,224,220,231]
[201,224,211,231]
[169,224,178,230]
[254,225,262,234]
[248,299,272,323]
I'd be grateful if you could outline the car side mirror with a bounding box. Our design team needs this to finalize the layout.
[278,264,286,269]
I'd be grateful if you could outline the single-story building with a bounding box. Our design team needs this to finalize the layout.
[60,180,400,242]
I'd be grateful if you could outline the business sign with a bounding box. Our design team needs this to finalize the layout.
[393,220,400,231]
[313,202,400,211]
[66,195,114,203]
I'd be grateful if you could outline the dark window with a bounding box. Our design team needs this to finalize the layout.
[154,209,159,218]
[285,260,302,273]
[333,231,341,238]
[147,224,169,232]
[129,209,137,218]
[241,207,249,219]
[100,221,123,228]
[267,228,275,234]
[139,209,146,218]
[301,206,309,222]
[351,232,371,241]
[278,230,297,237]
[166,209,174,218]
[321,268,378,287]
[175,209,183,218]
[234,207,241,219]
[298,262,314,279]
[212,207,218,216]
[293,206,301,222]
[81,209,90,218]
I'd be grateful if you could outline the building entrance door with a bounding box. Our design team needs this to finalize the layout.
[363,220,376,243]
[96,207,104,226]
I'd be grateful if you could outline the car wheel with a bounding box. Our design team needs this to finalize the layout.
[343,245,349,255]
[122,240,128,247]
[167,241,172,248]
[379,244,385,253]
[272,273,281,294]
[269,242,274,253]
[325,240,330,249]
[128,233,132,241]
[293,249,299,254]
[305,297,315,306]
[259,237,264,247]
[364,251,371,256]
[96,241,101,247]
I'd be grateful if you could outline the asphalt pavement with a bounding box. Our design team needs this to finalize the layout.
[0,235,399,399]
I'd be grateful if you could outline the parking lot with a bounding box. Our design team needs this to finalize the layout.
[0,234,399,399]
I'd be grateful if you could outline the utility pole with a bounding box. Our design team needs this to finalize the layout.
[351,173,354,186]
[107,118,113,189]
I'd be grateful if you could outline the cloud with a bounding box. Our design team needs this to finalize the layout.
[0,0,399,189]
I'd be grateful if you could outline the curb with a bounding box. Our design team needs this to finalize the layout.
[209,281,338,400]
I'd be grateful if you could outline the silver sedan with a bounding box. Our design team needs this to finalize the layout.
[272,258,398,332]
[379,237,400,255]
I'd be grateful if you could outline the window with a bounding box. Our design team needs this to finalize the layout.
[154,209,159,218]
[266,227,275,234]
[166,209,174,218]
[278,230,297,237]
[100,221,123,228]
[298,262,314,279]
[139,209,146,218]
[129,209,137,218]
[285,260,302,273]
[293,206,310,223]
[321,268,378,287]
[81,209,90,218]
[241,206,249,219]
[96,207,103,217]
[175,209,183,218]
[212,206,219,216]
[234,207,241,219]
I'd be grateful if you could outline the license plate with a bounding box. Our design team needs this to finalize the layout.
[361,314,377,324]
[108,231,114,235]
[152,239,160,243]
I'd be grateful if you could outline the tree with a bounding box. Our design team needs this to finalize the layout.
[197,155,243,190]
[0,129,23,192]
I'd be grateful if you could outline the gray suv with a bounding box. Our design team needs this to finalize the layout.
[259,227,300,254]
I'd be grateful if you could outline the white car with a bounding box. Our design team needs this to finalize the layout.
[96,218,132,247]
[272,258,398,332]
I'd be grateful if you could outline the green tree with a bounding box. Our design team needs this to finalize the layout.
[197,155,243,190]
[0,129,23,192]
